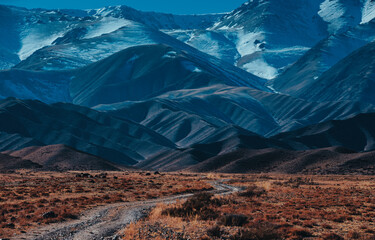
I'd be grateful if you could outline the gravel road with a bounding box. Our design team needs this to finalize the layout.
[12,181,241,240]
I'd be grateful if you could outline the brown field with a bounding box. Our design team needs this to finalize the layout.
[121,174,375,240]
[0,170,212,238]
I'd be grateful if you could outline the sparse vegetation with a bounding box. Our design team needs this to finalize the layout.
[0,170,212,238]
[121,174,375,240]
[2,172,375,239]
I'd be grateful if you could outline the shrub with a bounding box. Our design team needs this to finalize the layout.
[219,214,249,227]
[61,212,79,220]
[347,231,361,239]
[322,233,344,240]
[238,186,266,198]
[230,223,281,240]
[162,192,219,220]
[207,225,223,238]
[289,228,312,239]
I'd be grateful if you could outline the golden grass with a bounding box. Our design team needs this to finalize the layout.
[0,170,212,238]
[120,174,375,240]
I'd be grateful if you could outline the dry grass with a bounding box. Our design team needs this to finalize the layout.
[120,174,375,240]
[0,170,212,238]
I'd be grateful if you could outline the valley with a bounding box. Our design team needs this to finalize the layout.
[1,0,375,239]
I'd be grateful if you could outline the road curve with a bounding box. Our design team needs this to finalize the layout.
[13,181,242,240]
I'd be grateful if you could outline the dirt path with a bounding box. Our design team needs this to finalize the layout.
[13,181,241,240]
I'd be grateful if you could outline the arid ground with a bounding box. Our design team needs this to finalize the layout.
[120,174,375,240]
[0,170,212,238]
[1,171,375,239]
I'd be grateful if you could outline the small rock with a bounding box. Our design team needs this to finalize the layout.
[95,173,108,179]
[43,211,58,219]
[5,223,15,229]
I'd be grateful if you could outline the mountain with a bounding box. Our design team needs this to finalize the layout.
[70,44,267,107]
[3,144,121,171]
[89,5,223,30]
[187,147,375,175]
[274,112,375,152]
[177,0,372,79]
[136,126,289,172]
[0,153,41,172]
[276,41,375,104]
[272,19,375,96]
[137,112,375,172]
[0,4,221,71]
[3,1,375,80]
[0,98,175,164]
[1,1,375,174]
[101,85,375,138]
[0,69,72,103]
[2,43,373,140]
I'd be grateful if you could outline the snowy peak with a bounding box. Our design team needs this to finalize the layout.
[88,5,223,30]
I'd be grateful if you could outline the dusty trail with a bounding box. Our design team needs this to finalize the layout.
[13,181,241,240]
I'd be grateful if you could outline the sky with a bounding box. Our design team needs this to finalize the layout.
[0,0,246,14]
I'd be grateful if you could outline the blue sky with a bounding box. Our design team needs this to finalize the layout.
[0,0,246,14]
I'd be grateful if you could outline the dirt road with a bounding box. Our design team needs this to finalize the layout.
[13,181,241,240]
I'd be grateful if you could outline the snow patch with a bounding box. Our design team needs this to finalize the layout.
[163,51,178,59]
[236,31,264,57]
[18,31,65,61]
[361,0,375,24]
[83,17,133,39]
[318,0,347,33]
[242,59,278,80]
[181,61,202,73]
[187,32,221,59]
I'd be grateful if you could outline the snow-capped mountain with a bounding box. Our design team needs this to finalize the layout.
[273,19,375,95]
[0,4,221,70]
[166,0,375,79]
[1,1,375,171]
[3,1,375,79]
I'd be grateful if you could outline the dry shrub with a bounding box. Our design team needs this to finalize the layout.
[230,222,281,240]
[322,233,344,240]
[238,186,266,198]
[219,214,249,227]
[347,231,361,239]
[207,225,223,238]
[162,192,220,220]
[288,227,312,239]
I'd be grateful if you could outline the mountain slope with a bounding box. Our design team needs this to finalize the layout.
[0,98,176,164]
[207,0,328,79]
[273,40,375,104]
[187,147,375,174]
[3,144,121,171]
[274,113,375,152]
[99,85,375,138]
[0,153,41,172]
[70,44,267,107]
[90,5,223,30]
[137,126,289,172]
[0,69,72,103]
[0,4,221,70]
[273,20,375,96]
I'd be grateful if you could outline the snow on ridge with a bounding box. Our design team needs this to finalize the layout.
[236,31,264,57]
[361,0,375,24]
[83,17,134,39]
[318,0,347,34]
[242,59,278,80]
[18,31,66,61]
